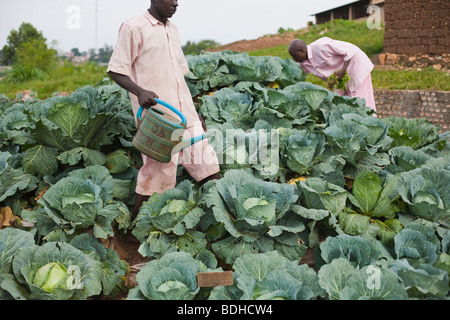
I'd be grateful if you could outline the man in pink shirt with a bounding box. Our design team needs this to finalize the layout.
[107,0,220,221]
[289,37,376,112]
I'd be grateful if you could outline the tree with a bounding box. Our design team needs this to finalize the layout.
[97,44,113,64]
[89,44,113,64]
[1,22,47,65]
[71,48,81,57]
[16,39,57,72]
[2,22,57,83]
[182,40,220,55]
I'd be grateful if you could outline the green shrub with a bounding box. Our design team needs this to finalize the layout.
[5,64,47,83]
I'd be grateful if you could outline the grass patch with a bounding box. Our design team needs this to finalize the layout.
[0,61,108,99]
[371,67,450,91]
[249,44,291,60]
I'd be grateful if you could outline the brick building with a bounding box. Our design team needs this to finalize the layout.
[311,0,449,130]
[312,0,385,25]
[384,0,449,55]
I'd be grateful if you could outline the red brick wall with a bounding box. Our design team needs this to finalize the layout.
[384,0,450,54]
[375,90,450,132]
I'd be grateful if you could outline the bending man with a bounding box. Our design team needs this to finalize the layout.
[289,37,376,112]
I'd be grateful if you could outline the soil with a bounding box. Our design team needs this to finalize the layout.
[93,233,148,299]
[106,234,149,267]
[207,32,297,53]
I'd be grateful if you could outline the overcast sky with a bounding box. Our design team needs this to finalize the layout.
[0,0,356,53]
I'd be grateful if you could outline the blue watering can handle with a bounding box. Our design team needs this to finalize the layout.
[137,98,187,127]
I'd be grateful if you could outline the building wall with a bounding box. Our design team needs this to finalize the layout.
[375,90,450,132]
[384,0,450,55]
[315,0,371,24]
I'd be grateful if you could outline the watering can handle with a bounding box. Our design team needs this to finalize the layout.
[137,98,187,127]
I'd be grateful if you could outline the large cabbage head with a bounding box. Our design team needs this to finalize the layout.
[38,176,103,228]
[132,180,207,259]
[135,180,204,236]
[206,169,298,241]
[209,251,325,300]
[32,262,68,293]
[398,166,450,222]
[282,129,325,175]
[7,242,102,300]
[127,251,215,300]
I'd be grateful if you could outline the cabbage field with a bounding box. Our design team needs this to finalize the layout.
[0,51,449,300]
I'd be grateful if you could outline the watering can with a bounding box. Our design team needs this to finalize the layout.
[132,98,206,163]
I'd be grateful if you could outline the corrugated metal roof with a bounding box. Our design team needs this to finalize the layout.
[310,0,367,15]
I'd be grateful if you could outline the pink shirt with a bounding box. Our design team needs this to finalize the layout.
[107,11,199,128]
[300,37,374,92]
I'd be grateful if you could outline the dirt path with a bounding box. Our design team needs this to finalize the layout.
[208,32,297,53]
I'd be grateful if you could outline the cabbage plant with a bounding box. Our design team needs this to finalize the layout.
[324,113,392,168]
[388,223,449,299]
[204,169,305,264]
[390,259,449,299]
[394,224,440,268]
[209,251,325,300]
[0,151,39,208]
[127,251,217,300]
[0,228,35,275]
[281,129,326,176]
[384,117,441,150]
[132,180,207,259]
[319,234,382,268]
[398,166,450,223]
[0,82,137,178]
[32,165,131,240]
[69,233,130,296]
[386,146,431,173]
[318,258,408,300]
[343,171,403,244]
[1,242,102,300]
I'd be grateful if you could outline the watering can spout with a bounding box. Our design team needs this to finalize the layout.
[171,134,206,154]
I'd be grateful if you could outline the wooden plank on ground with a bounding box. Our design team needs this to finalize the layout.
[197,271,233,287]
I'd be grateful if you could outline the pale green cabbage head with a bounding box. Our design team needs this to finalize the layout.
[7,242,102,300]
[33,262,68,293]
